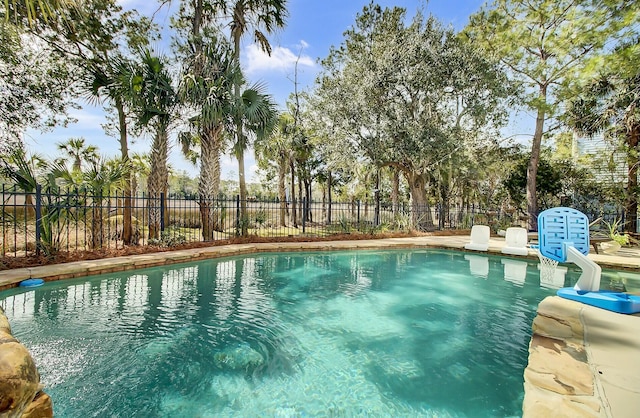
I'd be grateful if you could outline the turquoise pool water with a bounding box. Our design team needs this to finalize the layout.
[3,249,634,417]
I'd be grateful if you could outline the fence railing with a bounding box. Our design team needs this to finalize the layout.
[6,184,631,259]
[0,184,508,258]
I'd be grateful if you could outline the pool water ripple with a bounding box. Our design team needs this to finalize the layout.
[2,249,623,417]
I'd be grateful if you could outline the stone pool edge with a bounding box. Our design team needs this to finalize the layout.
[524,296,640,417]
[3,236,638,292]
[0,237,480,291]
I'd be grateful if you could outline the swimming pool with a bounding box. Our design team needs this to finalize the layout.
[0,249,613,417]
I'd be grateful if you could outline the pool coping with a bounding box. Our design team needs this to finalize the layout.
[524,295,640,417]
[2,236,638,291]
[1,235,639,417]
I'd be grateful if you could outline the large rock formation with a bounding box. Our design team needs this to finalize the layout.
[0,306,52,418]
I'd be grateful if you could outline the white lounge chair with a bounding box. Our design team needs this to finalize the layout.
[464,225,490,251]
[501,227,529,256]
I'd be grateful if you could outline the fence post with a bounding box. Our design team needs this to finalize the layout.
[35,184,42,255]
[160,192,165,232]
[235,194,240,236]
[471,203,475,226]
[375,189,380,226]
[302,197,306,233]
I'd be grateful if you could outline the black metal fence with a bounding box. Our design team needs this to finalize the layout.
[0,184,510,257]
[4,183,631,259]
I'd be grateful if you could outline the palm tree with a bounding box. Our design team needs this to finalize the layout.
[564,37,640,233]
[124,49,178,239]
[81,157,126,249]
[229,82,277,234]
[212,0,288,234]
[0,146,47,216]
[0,146,114,255]
[255,112,291,227]
[1,148,64,255]
[129,152,150,197]
[43,0,155,245]
[83,55,139,245]
[56,137,98,172]
[566,78,640,233]
[180,40,242,241]
[3,0,78,25]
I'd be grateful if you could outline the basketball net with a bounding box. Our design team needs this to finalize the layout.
[538,251,559,285]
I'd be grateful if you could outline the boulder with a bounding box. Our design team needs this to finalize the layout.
[22,392,53,418]
[0,335,42,417]
[0,308,52,418]
[213,343,264,371]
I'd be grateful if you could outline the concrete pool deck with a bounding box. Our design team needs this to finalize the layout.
[0,235,639,417]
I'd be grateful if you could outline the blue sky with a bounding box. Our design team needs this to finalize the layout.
[26,0,530,181]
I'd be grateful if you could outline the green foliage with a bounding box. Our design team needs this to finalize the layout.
[0,147,69,255]
[253,207,267,227]
[326,216,352,234]
[602,218,630,246]
[0,23,72,142]
[169,171,198,198]
[357,221,382,235]
[466,0,637,107]
[148,228,187,247]
[0,146,129,254]
[503,153,562,211]
[2,0,78,26]
[314,3,510,232]
[126,48,177,131]
[563,36,640,232]
[56,137,99,172]
[390,212,411,232]
[466,0,640,228]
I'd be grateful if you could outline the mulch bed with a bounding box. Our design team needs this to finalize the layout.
[0,230,471,271]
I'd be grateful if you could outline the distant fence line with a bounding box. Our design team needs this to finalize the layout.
[1,184,507,257]
[1,184,629,258]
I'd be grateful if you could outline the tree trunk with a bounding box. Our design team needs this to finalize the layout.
[408,172,434,231]
[625,124,639,233]
[25,194,35,219]
[199,125,222,241]
[278,155,287,227]
[439,180,449,230]
[289,157,297,227]
[232,25,249,236]
[115,97,133,245]
[391,168,399,215]
[304,177,312,222]
[298,175,303,224]
[90,199,104,249]
[327,170,332,224]
[147,127,168,240]
[375,170,380,226]
[237,129,249,236]
[321,184,327,224]
[527,85,547,231]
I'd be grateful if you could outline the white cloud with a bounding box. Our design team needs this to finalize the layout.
[244,43,315,75]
